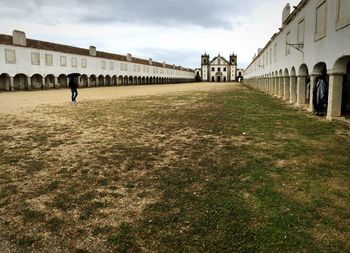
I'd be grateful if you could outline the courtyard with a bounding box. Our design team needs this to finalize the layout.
[0,83,349,252]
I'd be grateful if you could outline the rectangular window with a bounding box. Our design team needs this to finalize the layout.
[336,0,350,30]
[223,67,226,72]
[102,61,106,70]
[262,56,265,67]
[218,67,221,72]
[286,31,291,55]
[110,61,114,70]
[31,52,40,65]
[274,43,277,62]
[270,48,272,64]
[315,0,327,41]
[5,49,16,64]
[298,19,305,44]
[45,54,53,66]
[81,59,87,68]
[212,67,215,71]
[71,57,77,68]
[60,56,67,67]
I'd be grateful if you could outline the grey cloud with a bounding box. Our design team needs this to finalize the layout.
[0,0,259,29]
[135,47,203,68]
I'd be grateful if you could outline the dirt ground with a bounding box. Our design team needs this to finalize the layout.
[0,82,349,252]
[0,82,233,115]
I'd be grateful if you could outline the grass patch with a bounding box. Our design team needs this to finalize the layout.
[0,84,349,252]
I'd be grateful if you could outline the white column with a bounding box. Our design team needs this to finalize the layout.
[327,72,344,120]
[27,77,32,90]
[308,75,317,112]
[289,76,297,104]
[296,75,307,105]
[54,77,59,89]
[10,77,14,91]
[284,76,290,101]
[279,77,284,98]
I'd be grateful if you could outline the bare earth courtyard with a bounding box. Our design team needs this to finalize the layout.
[0,83,229,115]
[0,83,349,252]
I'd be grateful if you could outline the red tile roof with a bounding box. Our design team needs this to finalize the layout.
[0,34,193,72]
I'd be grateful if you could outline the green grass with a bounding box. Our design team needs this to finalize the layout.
[0,84,349,252]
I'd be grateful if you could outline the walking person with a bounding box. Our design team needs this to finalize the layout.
[314,76,328,116]
[68,73,80,103]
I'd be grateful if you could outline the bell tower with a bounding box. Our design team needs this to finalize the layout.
[229,53,238,82]
[229,53,237,66]
[201,52,210,82]
[201,52,210,66]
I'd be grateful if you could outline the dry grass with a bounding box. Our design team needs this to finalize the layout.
[0,83,349,252]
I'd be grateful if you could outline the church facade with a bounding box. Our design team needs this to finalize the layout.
[199,53,238,82]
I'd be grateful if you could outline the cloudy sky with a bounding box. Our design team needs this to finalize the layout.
[0,0,300,69]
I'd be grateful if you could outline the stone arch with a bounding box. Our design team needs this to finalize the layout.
[80,75,88,87]
[333,56,350,116]
[112,75,117,86]
[333,56,350,74]
[31,74,43,89]
[133,76,138,85]
[118,75,123,85]
[105,75,111,86]
[146,77,150,84]
[138,76,142,85]
[124,76,129,85]
[128,76,134,85]
[59,74,68,88]
[296,64,309,105]
[14,73,28,90]
[291,66,296,77]
[142,76,146,84]
[98,75,105,86]
[89,75,97,87]
[45,74,55,89]
[298,64,309,76]
[0,73,10,91]
[313,62,327,76]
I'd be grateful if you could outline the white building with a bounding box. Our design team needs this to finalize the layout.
[0,30,195,91]
[200,53,238,82]
[244,0,350,120]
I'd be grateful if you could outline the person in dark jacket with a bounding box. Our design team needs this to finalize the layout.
[69,76,79,103]
[314,76,328,116]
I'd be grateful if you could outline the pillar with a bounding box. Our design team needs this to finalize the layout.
[54,77,59,89]
[42,77,46,89]
[296,75,307,105]
[308,75,317,112]
[27,77,32,90]
[279,77,284,98]
[270,78,273,94]
[327,72,344,120]
[284,76,290,101]
[10,77,14,91]
[290,76,297,104]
